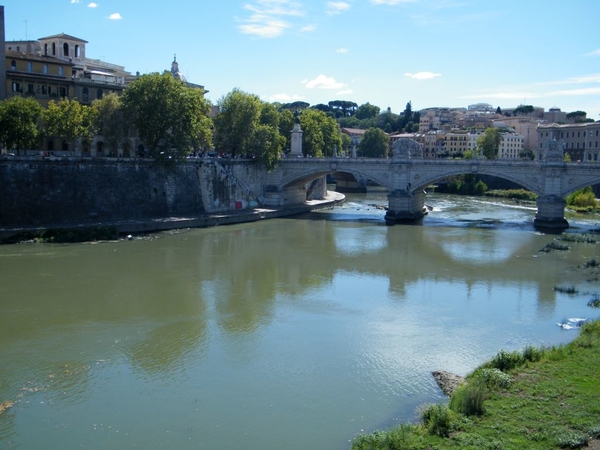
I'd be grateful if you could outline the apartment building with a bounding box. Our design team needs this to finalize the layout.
[538,122,600,162]
[498,133,524,159]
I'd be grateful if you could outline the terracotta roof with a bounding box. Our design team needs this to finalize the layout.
[38,33,88,43]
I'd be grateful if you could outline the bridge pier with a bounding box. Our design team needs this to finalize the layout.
[385,190,427,225]
[533,195,569,230]
[263,186,306,207]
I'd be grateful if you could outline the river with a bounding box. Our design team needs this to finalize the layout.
[1,189,599,450]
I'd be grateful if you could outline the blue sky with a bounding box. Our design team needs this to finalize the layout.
[4,0,600,118]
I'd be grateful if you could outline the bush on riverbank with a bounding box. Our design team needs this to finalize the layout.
[484,189,537,201]
[567,186,599,213]
[433,175,488,196]
[350,320,600,449]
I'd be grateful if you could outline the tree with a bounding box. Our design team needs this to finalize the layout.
[358,128,389,158]
[477,128,501,159]
[376,107,399,133]
[398,101,413,132]
[495,106,503,115]
[328,100,358,118]
[278,109,295,152]
[91,92,129,156]
[512,105,534,116]
[280,101,310,111]
[299,109,342,157]
[0,96,43,154]
[566,111,587,123]
[355,103,380,120]
[250,102,285,169]
[214,88,262,157]
[121,72,212,158]
[44,98,94,153]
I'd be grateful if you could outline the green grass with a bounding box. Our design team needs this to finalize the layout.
[350,320,600,450]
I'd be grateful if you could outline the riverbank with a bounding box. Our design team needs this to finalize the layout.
[351,319,600,450]
[0,191,345,243]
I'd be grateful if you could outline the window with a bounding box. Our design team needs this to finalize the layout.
[27,62,33,72]
[63,43,69,57]
[59,87,67,98]
[10,60,16,70]
[75,45,80,58]
[58,66,63,76]
[43,64,48,74]
[27,84,34,94]
[82,87,89,101]
[44,43,48,56]
[42,85,47,95]
[52,42,56,56]
[11,82,21,92]
[96,89,103,99]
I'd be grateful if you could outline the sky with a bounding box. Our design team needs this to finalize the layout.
[3,0,600,119]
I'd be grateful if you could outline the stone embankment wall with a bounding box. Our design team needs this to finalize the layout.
[0,158,267,228]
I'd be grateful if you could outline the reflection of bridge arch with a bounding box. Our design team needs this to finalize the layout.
[263,157,600,230]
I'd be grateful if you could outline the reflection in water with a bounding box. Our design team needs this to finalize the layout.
[1,192,599,450]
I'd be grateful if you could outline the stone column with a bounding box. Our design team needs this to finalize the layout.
[534,195,568,230]
[385,189,427,225]
[290,123,303,157]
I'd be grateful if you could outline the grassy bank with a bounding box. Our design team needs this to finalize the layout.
[351,320,600,449]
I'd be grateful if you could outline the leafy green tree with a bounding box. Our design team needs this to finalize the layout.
[477,128,501,159]
[566,111,587,123]
[376,107,399,133]
[91,92,129,155]
[567,186,598,209]
[251,102,284,169]
[355,103,380,120]
[398,101,413,131]
[44,98,94,153]
[280,101,310,111]
[0,96,43,154]
[214,88,262,157]
[328,100,358,118]
[512,105,534,116]
[278,109,295,152]
[359,127,389,158]
[299,109,342,157]
[121,72,212,158]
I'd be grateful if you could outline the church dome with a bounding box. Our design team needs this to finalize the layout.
[170,55,187,83]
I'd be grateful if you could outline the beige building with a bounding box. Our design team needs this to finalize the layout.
[498,133,524,160]
[538,122,600,162]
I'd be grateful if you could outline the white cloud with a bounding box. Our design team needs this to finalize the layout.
[371,0,417,5]
[239,19,290,38]
[303,74,347,89]
[404,71,442,80]
[300,24,316,32]
[88,3,98,7]
[239,0,305,38]
[585,49,600,57]
[71,0,81,3]
[335,48,348,54]
[109,12,122,20]
[327,2,351,15]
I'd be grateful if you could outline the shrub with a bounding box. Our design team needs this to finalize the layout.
[540,242,570,253]
[554,285,578,294]
[487,349,524,372]
[554,430,588,448]
[567,186,598,210]
[522,344,546,363]
[449,382,487,416]
[420,403,454,436]
[473,368,513,390]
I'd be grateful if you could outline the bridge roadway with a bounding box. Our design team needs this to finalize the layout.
[262,156,600,230]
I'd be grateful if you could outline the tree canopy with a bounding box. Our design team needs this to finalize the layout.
[359,128,389,158]
[299,109,342,157]
[477,127,502,159]
[91,92,129,155]
[44,98,94,152]
[0,96,43,154]
[121,71,212,158]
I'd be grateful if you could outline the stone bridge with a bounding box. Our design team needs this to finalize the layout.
[261,140,600,230]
